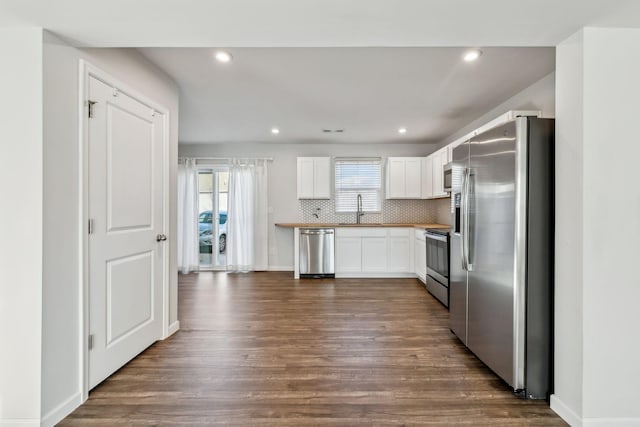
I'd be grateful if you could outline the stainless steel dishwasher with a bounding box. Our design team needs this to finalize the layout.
[299,228,335,278]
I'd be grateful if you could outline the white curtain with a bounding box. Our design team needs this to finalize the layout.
[227,159,269,272]
[177,158,199,274]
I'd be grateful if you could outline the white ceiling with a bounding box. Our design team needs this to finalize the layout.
[139,47,555,144]
[1,0,638,144]
[1,0,640,47]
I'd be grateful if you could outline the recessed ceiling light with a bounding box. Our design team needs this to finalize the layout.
[271,127,280,135]
[398,127,407,134]
[463,49,482,62]
[214,50,233,63]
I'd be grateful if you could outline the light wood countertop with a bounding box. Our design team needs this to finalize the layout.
[275,222,450,229]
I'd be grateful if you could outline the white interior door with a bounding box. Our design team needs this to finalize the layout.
[88,75,165,389]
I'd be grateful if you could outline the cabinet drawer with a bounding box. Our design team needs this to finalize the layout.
[388,227,410,237]
[336,227,387,237]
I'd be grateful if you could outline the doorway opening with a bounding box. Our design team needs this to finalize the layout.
[198,168,229,269]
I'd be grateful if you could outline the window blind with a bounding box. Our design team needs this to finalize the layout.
[334,159,382,212]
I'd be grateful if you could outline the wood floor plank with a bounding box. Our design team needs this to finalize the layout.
[60,272,566,426]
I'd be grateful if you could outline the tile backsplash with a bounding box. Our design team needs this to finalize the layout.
[435,198,452,225]
[299,197,451,224]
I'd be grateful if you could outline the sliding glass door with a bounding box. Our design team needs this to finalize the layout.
[198,168,229,269]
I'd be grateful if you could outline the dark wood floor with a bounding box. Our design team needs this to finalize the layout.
[61,272,566,426]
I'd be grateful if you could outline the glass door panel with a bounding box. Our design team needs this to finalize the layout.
[198,168,229,269]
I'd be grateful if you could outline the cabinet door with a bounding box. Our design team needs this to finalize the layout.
[362,237,387,272]
[314,157,331,199]
[439,149,449,197]
[297,157,315,199]
[416,238,426,282]
[421,156,433,199]
[388,234,411,272]
[386,158,406,199]
[404,158,422,198]
[335,237,362,273]
[432,150,444,197]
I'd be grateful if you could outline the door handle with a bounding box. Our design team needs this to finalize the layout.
[460,168,468,271]
[464,169,473,271]
[156,234,167,242]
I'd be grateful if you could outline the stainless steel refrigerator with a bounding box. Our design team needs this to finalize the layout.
[449,116,554,399]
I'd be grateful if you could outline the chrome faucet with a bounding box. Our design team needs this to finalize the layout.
[356,194,364,224]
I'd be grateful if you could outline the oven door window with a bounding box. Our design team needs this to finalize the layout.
[426,235,448,279]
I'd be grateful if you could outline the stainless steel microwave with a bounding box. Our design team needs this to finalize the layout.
[443,162,453,192]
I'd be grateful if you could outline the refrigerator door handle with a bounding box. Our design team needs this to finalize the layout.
[460,167,468,271]
[466,170,473,271]
[462,168,473,271]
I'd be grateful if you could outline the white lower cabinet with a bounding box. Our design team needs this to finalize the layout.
[335,236,362,273]
[335,227,413,277]
[414,229,426,283]
[362,237,388,272]
[388,229,412,272]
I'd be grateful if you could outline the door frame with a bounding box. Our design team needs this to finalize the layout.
[78,60,171,400]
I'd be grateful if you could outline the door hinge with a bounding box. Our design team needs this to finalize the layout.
[88,334,94,350]
[87,100,97,118]
[88,219,94,235]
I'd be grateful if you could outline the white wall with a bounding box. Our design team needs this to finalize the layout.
[179,142,437,269]
[581,27,640,421]
[551,29,584,424]
[40,36,179,426]
[552,27,640,426]
[41,32,82,425]
[437,72,556,148]
[0,28,43,425]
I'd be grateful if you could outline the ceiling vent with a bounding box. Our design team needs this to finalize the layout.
[322,129,345,133]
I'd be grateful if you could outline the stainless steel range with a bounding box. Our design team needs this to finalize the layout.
[425,229,450,308]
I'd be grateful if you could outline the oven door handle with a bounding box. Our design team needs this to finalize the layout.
[425,232,448,243]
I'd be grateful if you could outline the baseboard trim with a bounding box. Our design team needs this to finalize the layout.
[0,418,40,427]
[336,273,416,279]
[267,265,293,271]
[550,394,582,426]
[166,320,180,338]
[41,391,83,427]
[583,417,640,426]
[0,420,40,426]
[551,394,640,426]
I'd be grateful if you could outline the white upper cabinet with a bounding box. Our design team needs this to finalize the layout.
[423,147,451,199]
[431,147,450,198]
[386,157,422,199]
[386,158,405,198]
[421,156,433,199]
[313,157,331,198]
[297,157,331,199]
[405,158,422,198]
[432,149,444,198]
